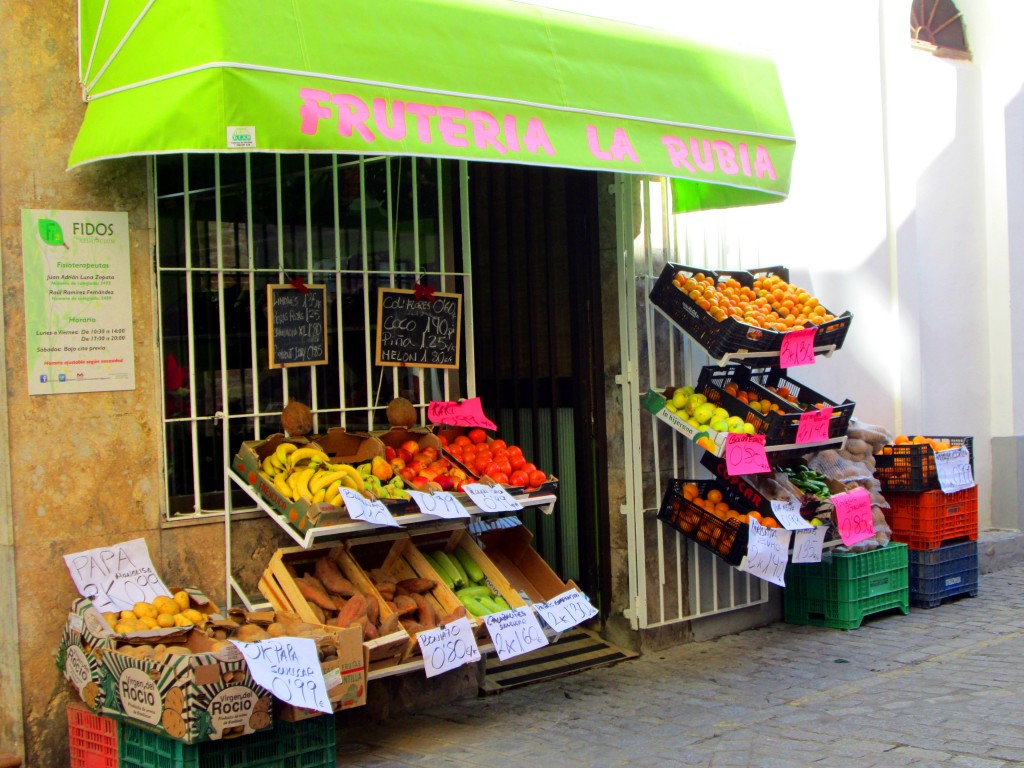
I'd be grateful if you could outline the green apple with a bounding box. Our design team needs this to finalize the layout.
[686,393,708,411]
[710,418,729,433]
[678,385,695,398]
[742,422,756,435]
[727,415,745,431]
[671,390,688,410]
[687,417,701,428]
[693,403,716,425]
[712,407,730,422]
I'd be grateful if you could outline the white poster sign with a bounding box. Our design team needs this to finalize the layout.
[22,209,134,394]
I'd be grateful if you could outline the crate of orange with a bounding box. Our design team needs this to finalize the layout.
[657,479,781,566]
[697,364,854,445]
[648,263,853,362]
[874,435,973,493]
[883,486,978,550]
[438,427,558,496]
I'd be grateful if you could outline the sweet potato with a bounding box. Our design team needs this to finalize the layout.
[315,556,358,597]
[375,582,396,601]
[363,622,379,641]
[411,592,436,629]
[438,605,467,625]
[365,594,379,626]
[400,618,426,634]
[297,574,336,611]
[393,595,418,616]
[335,593,367,628]
[396,577,437,594]
[378,613,401,636]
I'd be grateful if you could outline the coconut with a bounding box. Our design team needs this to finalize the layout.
[281,399,313,436]
[386,397,417,428]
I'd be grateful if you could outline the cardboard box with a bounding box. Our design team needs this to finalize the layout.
[232,430,386,532]
[345,535,481,659]
[478,525,576,604]
[640,389,728,457]
[258,544,409,672]
[57,588,219,713]
[100,629,272,744]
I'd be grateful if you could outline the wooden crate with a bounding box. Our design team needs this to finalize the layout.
[411,528,527,609]
[258,543,408,671]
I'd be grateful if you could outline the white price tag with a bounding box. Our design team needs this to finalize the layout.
[462,483,524,512]
[935,446,975,494]
[417,617,481,678]
[407,490,471,520]
[339,487,401,527]
[63,538,173,613]
[738,518,792,587]
[770,499,812,530]
[792,526,828,564]
[533,589,598,632]
[483,607,550,661]
[231,637,332,714]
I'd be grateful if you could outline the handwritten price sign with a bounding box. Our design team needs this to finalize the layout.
[795,407,833,444]
[770,498,812,530]
[534,589,598,632]
[417,617,482,678]
[934,446,976,494]
[483,607,550,661]
[407,490,470,520]
[779,327,817,368]
[725,433,771,475]
[739,517,792,587]
[427,397,497,430]
[232,637,331,714]
[339,487,401,527]
[462,483,524,512]
[63,538,173,613]
[792,526,828,563]
[831,487,875,546]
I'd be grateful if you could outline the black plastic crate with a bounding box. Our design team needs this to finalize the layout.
[657,479,749,566]
[648,263,853,361]
[697,364,854,445]
[874,436,974,493]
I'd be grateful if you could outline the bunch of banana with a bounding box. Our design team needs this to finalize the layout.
[356,462,412,500]
[259,443,364,506]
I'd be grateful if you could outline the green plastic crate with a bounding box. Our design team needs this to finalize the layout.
[784,542,909,629]
[118,715,335,768]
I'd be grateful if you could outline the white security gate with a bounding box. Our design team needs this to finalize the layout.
[615,176,770,630]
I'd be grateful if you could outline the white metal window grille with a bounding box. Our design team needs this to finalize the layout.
[155,154,473,520]
[617,176,769,629]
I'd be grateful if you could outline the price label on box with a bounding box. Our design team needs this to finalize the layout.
[779,327,817,368]
[462,483,524,512]
[795,407,833,444]
[739,518,791,587]
[339,487,402,527]
[483,607,549,661]
[935,446,975,494]
[832,487,874,546]
[534,589,598,632]
[770,498,812,530]
[408,490,471,520]
[417,617,481,678]
[725,433,770,475]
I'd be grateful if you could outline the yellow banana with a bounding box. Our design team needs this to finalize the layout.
[262,455,281,476]
[336,463,364,492]
[288,447,330,469]
[274,442,298,465]
[291,467,316,502]
[309,470,348,495]
[311,488,326,504]
[273,473,294,500]
[324,480,342,505]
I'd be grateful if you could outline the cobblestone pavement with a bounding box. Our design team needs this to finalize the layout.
[336,566,1024,767]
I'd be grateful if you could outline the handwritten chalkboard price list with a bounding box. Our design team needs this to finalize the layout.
[268,284,328,368]
[376,288,462,370]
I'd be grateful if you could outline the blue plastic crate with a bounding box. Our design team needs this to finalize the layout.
[908,541,979,608]
[784,543,909,629]
[118,715,335,768]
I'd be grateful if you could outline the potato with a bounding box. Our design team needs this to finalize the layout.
[234,624,270,643]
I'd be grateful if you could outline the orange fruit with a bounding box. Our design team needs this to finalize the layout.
[706,489,723,504]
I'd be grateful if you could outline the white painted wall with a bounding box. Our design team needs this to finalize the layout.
[529,0,1024,529]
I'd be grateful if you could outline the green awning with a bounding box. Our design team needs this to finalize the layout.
[71,0,795,212]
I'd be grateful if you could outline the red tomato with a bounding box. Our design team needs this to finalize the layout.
[509,470,529,486]
[528,469,547,487]
[484,462,501,478]
[520,462,537,475]
[438,434,449,447]
[455,435,472,446]
[448,445,463,459]
[490,439,507,452]
[507,445,523,458]
[510,456,526,471]
[474,455,492,474]
[468,428,487,444]
[491,472,509,485]
[497,459,512,476]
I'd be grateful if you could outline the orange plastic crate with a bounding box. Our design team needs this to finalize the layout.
[883,487,978,550]
[67,701,117,768]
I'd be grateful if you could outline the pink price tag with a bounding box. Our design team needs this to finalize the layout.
[795,406,833,444]
[779,327,817,368]
[832,487,875,546]
[725,433,771,475]
[427,397,497,430]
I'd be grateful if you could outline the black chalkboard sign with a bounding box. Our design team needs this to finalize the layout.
[375,287,462,369]
[267,284,329,369]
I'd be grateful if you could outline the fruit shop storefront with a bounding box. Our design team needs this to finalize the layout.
[0,1,798,764]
